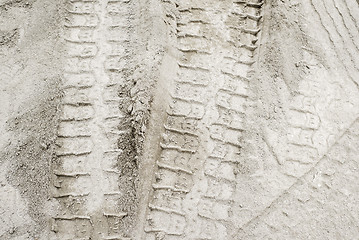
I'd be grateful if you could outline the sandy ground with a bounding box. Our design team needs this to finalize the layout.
[0,0,358,239]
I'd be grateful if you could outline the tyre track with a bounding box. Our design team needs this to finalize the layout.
[236,0,359,235]
[275,0,359,178]
[52,0,136,239]
[238,115,359,231]
[141,1,264,239]
[236,117,359,239]
[280,49,359,177]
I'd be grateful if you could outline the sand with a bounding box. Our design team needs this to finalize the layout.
[0,0,358,239]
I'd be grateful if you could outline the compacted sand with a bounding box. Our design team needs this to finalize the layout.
[0,0,358,239]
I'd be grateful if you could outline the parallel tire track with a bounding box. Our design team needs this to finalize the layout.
[52,1,136,239]
[141,0,264,239]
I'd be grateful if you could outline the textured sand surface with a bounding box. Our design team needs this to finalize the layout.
[0,0,358,239]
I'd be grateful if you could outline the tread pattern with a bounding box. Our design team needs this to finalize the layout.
[236,118,359,239]
[264,0,359,178]
[281,49,359,177]
[52,0,136,239]
[143,1,264,239]
[234,0,359,234]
